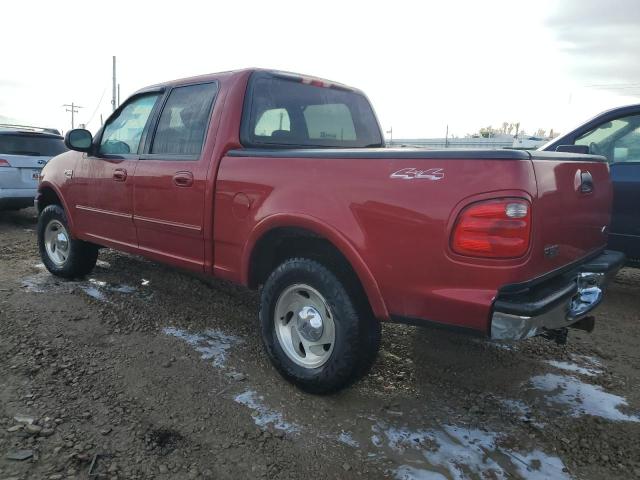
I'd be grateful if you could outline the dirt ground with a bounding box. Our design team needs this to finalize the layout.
[1,208,639,480]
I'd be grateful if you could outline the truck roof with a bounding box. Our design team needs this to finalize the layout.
[140,68,360,94]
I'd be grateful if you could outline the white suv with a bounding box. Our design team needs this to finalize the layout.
[0,125,66,210]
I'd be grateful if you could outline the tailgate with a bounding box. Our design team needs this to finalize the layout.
[529,151,612,271]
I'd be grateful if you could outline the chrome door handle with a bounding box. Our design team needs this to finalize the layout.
[113,168,127,182]
[173,171,194,187]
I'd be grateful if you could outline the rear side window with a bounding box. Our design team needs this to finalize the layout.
[151,82,218,155]
[0,134,66,156]
[303,104,356,141]
[255,108,290,137]
[241,73,383,148]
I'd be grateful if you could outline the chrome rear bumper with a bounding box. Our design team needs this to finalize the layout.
[491,250,624,340]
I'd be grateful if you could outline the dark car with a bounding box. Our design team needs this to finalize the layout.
[542,105,640,265]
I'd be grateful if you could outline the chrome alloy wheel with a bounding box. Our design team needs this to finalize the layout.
[44,219,70,266]
[274,284,336,368]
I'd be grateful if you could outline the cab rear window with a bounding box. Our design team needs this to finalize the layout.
[241,73,383,148]
[0,134,67,156]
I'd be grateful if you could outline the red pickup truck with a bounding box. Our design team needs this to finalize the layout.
[36,69,624,393]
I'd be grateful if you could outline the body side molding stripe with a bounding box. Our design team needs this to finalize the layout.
[134,215,202,232]
[75,205,131,219]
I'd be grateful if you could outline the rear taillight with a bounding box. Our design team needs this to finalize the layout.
[451,198,531,258]
[0,159,9,167]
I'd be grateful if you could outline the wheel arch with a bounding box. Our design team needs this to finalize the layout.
[243,214,389,321]
[37,182,76,232]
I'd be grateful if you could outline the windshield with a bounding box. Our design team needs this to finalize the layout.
[242,73,383,148]
[0,134,67,156]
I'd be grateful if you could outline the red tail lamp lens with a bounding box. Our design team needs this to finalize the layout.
[452,199,531,258]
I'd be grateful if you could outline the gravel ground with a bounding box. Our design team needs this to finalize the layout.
[1,208,639,480]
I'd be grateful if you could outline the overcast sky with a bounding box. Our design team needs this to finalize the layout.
[2,0,639,138]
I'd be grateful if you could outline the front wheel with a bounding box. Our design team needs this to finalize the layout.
[37,204,98,278]
[260,258,380,393]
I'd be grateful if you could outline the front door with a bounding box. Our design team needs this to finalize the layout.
[575,113,640,260]
[133,82,219,270]
[72,93,161,249]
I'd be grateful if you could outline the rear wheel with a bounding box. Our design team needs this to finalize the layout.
[260,258,380,393]
[37,205,98,278]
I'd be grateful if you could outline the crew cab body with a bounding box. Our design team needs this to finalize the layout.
[36,69,623,392]
[542,104,640,265]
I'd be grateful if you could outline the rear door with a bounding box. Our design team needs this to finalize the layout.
[132,81,219,271]
[72,93,161,248]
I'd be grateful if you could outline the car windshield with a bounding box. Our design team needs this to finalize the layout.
[0,134,67,156]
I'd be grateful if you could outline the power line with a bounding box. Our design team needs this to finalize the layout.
[62,103,83,129]
[84,88,107,128]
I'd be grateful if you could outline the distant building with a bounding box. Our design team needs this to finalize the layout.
[389,134,549,150]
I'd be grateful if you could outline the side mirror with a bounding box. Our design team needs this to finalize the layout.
[64,129,93,152]
[555,144,589,154]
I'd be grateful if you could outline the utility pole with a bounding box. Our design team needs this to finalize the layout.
[117,83,121,108]
[111,56,117,111]
[386,126,393,146]
[445,124,449,148]
[63,103,83,129]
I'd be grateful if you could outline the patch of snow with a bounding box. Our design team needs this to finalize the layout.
[79,284,107,302]
[112,284,136,293]
[337,431,359,448]
[394,465,447,480]
[21,274,48,293]
[489,341,517,351]
[23,271,135,302]
[545,360,602,377]
[530,373,639,422]
[571,354,602,368]
[374,422,571,480]
[234,390,300,434]
[512,449,572,480]
[162,327,241,368]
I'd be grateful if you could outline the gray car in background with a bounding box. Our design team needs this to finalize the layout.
[0,125,67,210]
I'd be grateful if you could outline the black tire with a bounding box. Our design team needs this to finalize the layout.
[37,204,98,278]
[260,258,381,394]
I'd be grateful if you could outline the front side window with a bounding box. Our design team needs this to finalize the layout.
[575,114,640,162]
[151,82,218,155]
[242,73,383,148]
[100,94,160,155]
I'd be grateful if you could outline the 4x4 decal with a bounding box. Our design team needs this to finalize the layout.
[390,167,444,180]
